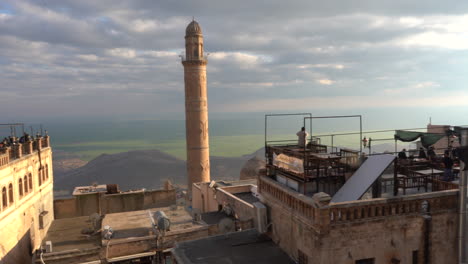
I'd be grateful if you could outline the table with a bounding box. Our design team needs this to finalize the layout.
[413,169,443,176]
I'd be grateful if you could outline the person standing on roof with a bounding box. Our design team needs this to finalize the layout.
[296,127,309,148]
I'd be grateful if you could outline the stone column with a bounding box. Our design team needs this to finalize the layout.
[182,20,211,195]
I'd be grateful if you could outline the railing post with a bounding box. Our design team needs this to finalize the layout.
[394,158,399,196]
[312,192,331,230]
[13,143,22,159]
[24,140,33,154]
[36,138,42,150]
[44,136,50,148]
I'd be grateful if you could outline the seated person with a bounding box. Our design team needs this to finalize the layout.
[418,147,427,159]
[398,149,408,159]
[427,146,436,161]
[443,150,454,181]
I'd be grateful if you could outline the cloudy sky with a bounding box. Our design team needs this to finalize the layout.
[1,0,468,127]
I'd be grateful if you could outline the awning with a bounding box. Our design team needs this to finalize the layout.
[394,130,445,148]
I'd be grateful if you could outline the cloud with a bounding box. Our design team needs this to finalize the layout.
[383,81,440,95]
[215,92,468,113]
[317,79,335,85]
[107,48,137,58]
[1,0,468,122]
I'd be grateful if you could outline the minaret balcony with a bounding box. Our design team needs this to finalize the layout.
[180,55,208,63]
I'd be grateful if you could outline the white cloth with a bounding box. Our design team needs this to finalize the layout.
[296,130,309,147]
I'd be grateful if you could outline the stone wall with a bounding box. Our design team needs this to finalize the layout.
[258,175,458,264]
[54,189,176,219]
[215,186,256,222]
[192,182,220,213]
[53,198,77,219]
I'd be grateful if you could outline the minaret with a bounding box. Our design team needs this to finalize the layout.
[182,20,210,194]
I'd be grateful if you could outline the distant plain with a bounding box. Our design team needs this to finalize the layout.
[47,119,398,162]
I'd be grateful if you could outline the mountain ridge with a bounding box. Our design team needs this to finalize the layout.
[54,148,264,197]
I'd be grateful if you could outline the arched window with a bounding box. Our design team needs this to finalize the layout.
[45,164,49,180]
[8,183,13,204]
[38,167,42,186]
[24,176,28,194]
[2,187,7,209]
[19,179,23,197]
[28,173,33,192]
[42,165,46,182]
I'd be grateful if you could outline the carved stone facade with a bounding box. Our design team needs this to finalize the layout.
[182,20,211,192]
[0,137,54,263]
[258,175,458,264]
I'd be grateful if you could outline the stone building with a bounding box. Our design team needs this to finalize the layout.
[188,122,466,264]
[0,134,54,263]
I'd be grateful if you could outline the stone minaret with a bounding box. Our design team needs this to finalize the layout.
[182,20,210,193]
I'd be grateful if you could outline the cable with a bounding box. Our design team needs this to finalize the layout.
[40,251,45,264]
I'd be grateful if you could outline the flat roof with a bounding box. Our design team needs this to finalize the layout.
[42,216,101,253]
[101,206,207,241]
[234,192,260,204]
[201,211,234,225]
[172,229,296,264]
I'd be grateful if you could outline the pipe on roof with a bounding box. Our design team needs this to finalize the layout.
[458,128,468,264]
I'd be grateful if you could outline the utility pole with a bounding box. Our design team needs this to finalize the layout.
[458,128,468,264]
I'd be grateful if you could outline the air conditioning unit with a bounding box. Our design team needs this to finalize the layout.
[253,202,268,233]
[44,241,53,253]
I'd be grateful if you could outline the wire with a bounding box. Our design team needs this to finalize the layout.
[40,251,45,264]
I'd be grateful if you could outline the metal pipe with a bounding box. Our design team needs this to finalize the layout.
[423,212,431,264]
[360,115,362,154]
[458,128,468,264]
[331,135,334,153]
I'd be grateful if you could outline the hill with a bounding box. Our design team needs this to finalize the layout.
[53,149,261,197]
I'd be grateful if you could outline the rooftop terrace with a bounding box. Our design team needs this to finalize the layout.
[264,114,465,201]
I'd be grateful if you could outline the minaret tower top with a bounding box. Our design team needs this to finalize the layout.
[184,20,204,61]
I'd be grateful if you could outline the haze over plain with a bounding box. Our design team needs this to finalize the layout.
[1,0,468,128]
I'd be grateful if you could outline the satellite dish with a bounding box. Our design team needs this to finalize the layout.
[218,217,235,234]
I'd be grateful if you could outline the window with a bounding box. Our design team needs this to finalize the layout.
[356,259,375,264]
[24,176,28,194]
[45,164,49,180]
[298,250,308,264]
[38,167,42,186]
[28,173,33,192]
[8,184,13,204]
[19,179,23,197]
[39,211,48,229]
[412,251,418,264]
[2,187,7,209]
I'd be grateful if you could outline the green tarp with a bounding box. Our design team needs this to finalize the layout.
[394,130,445,148]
